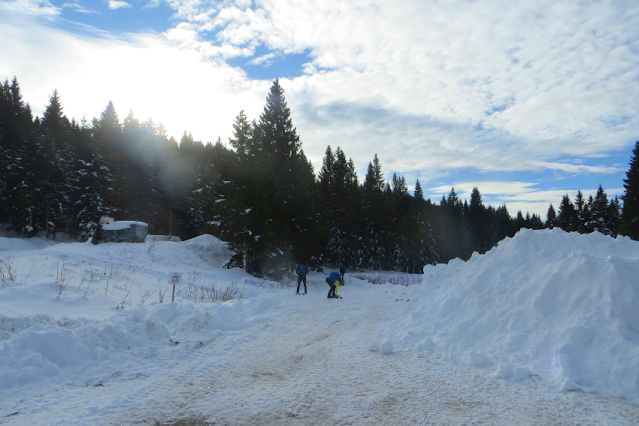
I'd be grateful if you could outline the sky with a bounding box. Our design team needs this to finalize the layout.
[1,0,638,218]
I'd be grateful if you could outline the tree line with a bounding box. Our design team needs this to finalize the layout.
[1,77,638,278]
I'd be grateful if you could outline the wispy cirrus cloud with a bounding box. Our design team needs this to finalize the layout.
[108,0,132,10]
[0,0,60,18]
[156,0,639,177]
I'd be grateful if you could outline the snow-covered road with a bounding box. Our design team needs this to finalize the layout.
[115,283,638,426]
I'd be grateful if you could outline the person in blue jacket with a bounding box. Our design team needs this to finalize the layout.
[295,263,308,295]
[339,266,346,286]
[326,271,343,299]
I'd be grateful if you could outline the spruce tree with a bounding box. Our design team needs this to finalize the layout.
[621,141,639,240]
[557,195,577,232]
[232,80,319,277]
[435,188,468,262]
[318,146,359,268]
[38,90,73,237]
[0,78,34,232]
[468,187,490,254]
[211,113,258,268]
[574,190,587,232]
[414,179,424,201]
[92,101,121,215]
[360,154,391,269]
[69,119,111,240]
[229,110,253,156]
[586,185,616,236]
[546,204,556,229]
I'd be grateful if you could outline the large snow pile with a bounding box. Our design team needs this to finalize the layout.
[384,229,639,400]
[183,234,234,268]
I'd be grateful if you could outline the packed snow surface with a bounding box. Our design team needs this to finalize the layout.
[0,229,638,425]
[101,221,148,231]
[381,229,639,399]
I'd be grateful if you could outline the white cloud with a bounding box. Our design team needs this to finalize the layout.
[108,0,132,10]
[0,16,268,145]
[2,0,638,217]
[157,0,639,176]
[0,0,60,18]
[62,3,96,13]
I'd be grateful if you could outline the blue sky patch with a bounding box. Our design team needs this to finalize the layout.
[51,0,174,34]
[227,47,313,81]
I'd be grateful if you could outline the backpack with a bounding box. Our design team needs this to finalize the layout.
[329,272,341,282]
[296,264,307,275]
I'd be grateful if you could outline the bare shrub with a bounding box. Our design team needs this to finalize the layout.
[178,282,243,303]
[0,260,17,287]
[80,260,99,294]
[116,287,131,309]
[351,273,387,285]
[104,263,121,295]
[351,273,422,286]
[146,238,158,253]
[388,275,422,286]
[247,277,266,287]
[158,279,168,304]
[21,260,36,284]
[55,256,74,297]
[137,285,153,308]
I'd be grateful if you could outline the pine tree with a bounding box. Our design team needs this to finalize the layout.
[586,185,615,236]
[608,196,621,238]
[574,190,587,232]
[225,80,319,277]
[92,101,121,215]
[492,204,515,242]
[360,154,392,269]
[621,141,639,240]
[38,90,73,237]
[363,154,385,193]
[435,188,468,262]
[0,78,34,232]
[170,131,205,239]
[412,180,439,269]
[211,114,258,268]
[229,110,253,156]
[546,204,556,229]
[468,187,490,254]
[556,195,577,232]
[414,179,424,201]
[69,118,111,240]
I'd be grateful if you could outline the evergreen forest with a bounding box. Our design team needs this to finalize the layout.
[1,77,637,278]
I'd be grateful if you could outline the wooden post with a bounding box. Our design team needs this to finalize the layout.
[169,272,181,303]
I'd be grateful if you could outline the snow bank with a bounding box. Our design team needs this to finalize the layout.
[0,236,59,251]
[101,221,148,231]
[0,297,275,389]
[385,229,639,401]
[183,234,234,268]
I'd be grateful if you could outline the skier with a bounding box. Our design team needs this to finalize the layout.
[295,263,308,295]
[325,271,343,299]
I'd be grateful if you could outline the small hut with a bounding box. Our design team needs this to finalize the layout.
[93,217,148,243]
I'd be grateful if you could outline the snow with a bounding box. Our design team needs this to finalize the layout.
[380,229,639,399]
[101,221,148,231]
[0,230,638,425]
